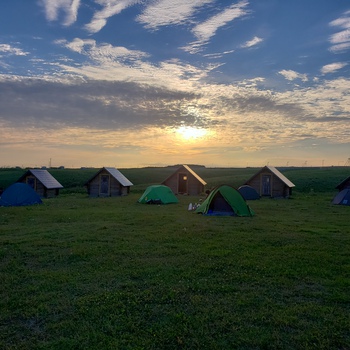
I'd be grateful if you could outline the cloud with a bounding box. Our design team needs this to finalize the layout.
[202,49,235,59]
[40,0,81,26]
[54,39,220,91]
[278,77,350,128]
[85,0,140,33]
[241,36,263,48]
[0,76,205,131]
[137,0,213,29]
[0,44,29,56]
[329,10,350,28]
[329,10,350,52]
[320,62,347,74]
[278,69,308,82]
[1,72,350,166]
[58,57,220,93]
[57,38,148,62]
[329,41,350,52]
[183,1,250,53]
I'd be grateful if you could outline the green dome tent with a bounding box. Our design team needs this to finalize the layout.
[138,185,179,204]
[0,183,42,207]
[195,185,254,216]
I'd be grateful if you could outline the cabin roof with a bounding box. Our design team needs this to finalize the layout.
[335,175,350,189]
[86,167,133,187]
[246,165,295,188]
[163,164,207,185]
[19,169,64,189]
[182,165,207,185]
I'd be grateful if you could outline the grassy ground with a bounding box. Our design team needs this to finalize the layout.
[0,167,349,349]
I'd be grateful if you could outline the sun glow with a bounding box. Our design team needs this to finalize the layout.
[175,126,208,141]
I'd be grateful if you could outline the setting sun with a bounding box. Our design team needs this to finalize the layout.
[175,126,208,141]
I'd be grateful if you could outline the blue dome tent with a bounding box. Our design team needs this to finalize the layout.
[0,183,43,207]
[332,189,350,206]
[238,185,260,200]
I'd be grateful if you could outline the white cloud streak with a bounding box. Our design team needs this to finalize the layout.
[0,44,29,56]
[40,0,81,26]
[321,62,347,74]
[278,69,308,82]
[193,1,249,42]
[57,38,149,63]
[241,36,263,48]
[137,0,213,29]
[186,1,249,53]
[329,10,350,53]
[85,0,140,33]
[202,49,235,59]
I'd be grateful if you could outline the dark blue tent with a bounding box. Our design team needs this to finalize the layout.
[332,189,350,206]
[0,183,43,207]
[238,185,260,200]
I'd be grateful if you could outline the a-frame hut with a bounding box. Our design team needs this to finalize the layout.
[85,167,133,197]
[162,165,206,195]
[244,166,295,198]
[335,175,350,191]
[17,169,63,198]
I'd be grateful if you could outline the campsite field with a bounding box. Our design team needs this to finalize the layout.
[0,167,349,349]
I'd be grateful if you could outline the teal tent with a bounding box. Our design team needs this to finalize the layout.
[138,185,178,204]
[0,183,42,207]
[195,185,254,216]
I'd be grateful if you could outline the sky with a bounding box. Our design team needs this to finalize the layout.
[1,0,350,168]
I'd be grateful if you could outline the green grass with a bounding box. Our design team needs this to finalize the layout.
[0,167,350,349]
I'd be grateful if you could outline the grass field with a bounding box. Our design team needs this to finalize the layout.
[0,167,349,349]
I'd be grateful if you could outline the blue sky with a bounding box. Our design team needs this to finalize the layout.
[0,0,349,168]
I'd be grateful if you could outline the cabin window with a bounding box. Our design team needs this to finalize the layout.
[100,175,110,195]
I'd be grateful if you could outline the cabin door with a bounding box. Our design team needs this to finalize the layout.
[178,173,188,194]
[100,175,110,195]
[26,176,36,189]
[261,175,271,196]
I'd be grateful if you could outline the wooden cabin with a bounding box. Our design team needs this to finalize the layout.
[17,169,63,198]
[335,175,350,191]
[85,167,133,197]
[244,166,295,198]
[162,165,206,195]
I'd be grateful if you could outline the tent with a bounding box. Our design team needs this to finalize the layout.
[238,185,260,200]
[195,185,254,216]
[332,189,350,206]
[0,183,43,207]
[138,185,179,204]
